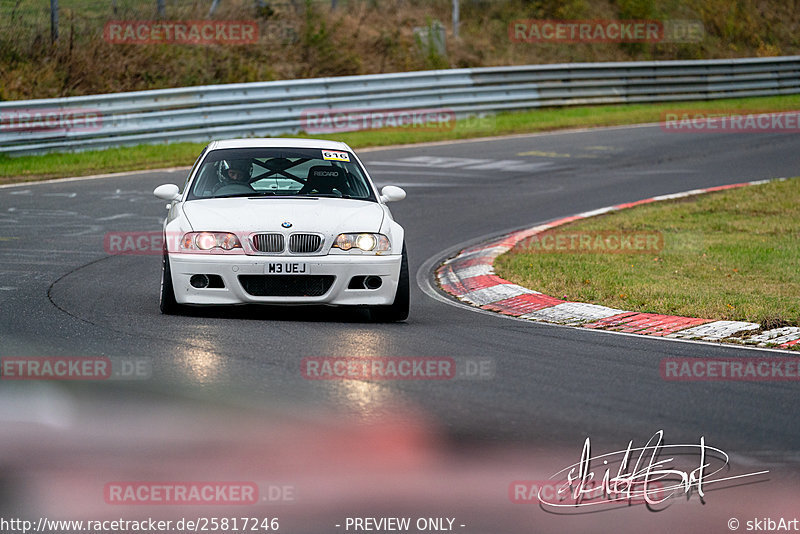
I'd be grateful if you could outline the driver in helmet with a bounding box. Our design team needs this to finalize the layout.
[224,159,252,184]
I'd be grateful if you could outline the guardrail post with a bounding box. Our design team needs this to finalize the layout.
[452,0,459,38]
[50,0,59,43]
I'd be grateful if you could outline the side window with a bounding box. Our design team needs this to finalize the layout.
[192,162,222,198]
[184,147,208,194]
[345,169,368,197]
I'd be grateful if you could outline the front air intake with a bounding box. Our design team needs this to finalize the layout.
[238,275,334,297]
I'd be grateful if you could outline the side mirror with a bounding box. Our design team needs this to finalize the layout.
[154,184,181,201]
[379,185,406,203]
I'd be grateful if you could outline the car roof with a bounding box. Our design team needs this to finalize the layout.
[207,138,353,152]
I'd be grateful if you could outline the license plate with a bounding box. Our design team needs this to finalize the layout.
[266,262,308,274]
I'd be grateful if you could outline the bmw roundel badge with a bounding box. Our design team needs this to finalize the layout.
[281,221,292,228]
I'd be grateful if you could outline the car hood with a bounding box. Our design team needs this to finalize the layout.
[181,197,385,235]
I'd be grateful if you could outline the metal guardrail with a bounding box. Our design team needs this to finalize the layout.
[1,56,799,155]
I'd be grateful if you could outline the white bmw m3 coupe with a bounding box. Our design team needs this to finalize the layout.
[153,138,409,321]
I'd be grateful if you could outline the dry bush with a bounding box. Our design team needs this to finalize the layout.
[1,0,798,100]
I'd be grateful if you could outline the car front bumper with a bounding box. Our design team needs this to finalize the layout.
[168,252,402,306]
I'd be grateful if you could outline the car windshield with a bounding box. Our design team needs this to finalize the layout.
[186,147,375,201]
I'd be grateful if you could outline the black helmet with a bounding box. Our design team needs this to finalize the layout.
[224,159,251,181]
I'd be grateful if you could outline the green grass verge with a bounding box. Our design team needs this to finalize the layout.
[495,177,800,328]
[3,94,800,184]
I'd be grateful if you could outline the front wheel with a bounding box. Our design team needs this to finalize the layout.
[370,246,409,322]
[159,251,185,315]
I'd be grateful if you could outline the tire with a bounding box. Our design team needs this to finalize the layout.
[159,251,184,315]
[370,246,409,322]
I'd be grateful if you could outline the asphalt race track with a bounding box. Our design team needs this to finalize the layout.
[1,124,799,532]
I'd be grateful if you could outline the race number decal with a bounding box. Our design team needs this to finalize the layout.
[321,150,350,162]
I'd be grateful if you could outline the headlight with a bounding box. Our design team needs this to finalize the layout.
[333,233,390,253]
[181,232,242,251]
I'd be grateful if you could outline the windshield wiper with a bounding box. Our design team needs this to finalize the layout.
[295,193,357,199]
[212,192,360,200]
[247,193,315,198]
[215,191,280,198]
[212,192,258,198]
